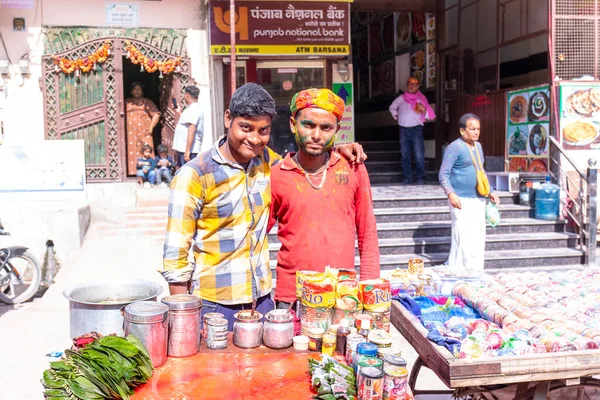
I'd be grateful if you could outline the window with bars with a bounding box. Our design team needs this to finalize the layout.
[554,0,599,80]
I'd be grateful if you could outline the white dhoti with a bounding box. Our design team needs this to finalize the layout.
[446,196,486,271]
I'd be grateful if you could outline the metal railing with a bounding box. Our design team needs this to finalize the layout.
[548,136,597,267]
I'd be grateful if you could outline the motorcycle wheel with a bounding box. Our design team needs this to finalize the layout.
[0,251,42,304]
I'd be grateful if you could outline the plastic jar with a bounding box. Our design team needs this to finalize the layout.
[368,329,393,348]
[308,328,325,352]
[322,333,336,356]
[293,335,309,351]
[354,342,378,372]
[378,346,401,360]
[383,355,408,400]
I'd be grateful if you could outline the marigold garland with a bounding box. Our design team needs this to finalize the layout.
[53,41,111,74]
[124,42,181,77]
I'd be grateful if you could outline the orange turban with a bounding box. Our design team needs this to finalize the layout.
[290,88,345,121]
[407,77,420,85]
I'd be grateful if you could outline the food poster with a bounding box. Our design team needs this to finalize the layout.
[412,13,426,43]
[410,49,425,84]
[506,86,550,173]
[559,84,600,150]
[426,14,435,41]
[395,12,412,51]
[426,42,436,89]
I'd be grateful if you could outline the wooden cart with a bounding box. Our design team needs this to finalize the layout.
[391,301,600,400]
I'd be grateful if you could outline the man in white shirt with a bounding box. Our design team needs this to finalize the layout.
[173,86,204,167]
[388,77,435,184]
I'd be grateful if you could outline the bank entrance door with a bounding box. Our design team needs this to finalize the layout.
[254,60,325,156]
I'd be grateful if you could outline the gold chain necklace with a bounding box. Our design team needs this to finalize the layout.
[293,153,329,190]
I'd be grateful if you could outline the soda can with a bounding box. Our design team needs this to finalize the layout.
[358,367,384,400]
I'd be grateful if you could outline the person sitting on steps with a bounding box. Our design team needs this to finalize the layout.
[155,144,175,187]
[137,144,157,188]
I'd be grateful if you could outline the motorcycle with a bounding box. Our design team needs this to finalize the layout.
[0,219,42,304]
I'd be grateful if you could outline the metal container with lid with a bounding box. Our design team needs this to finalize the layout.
[207,317,228,350]
[203,312,225,339]
[123,301,169,367]
[233,310,263,348]
[263,309,294,349]
[161,294,202,357]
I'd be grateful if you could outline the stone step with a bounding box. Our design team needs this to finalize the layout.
[373,204,533,223]
[369,171,403,184]
[365,151,401,162]
[268,218,567,242]
[373,248,585,270]
[365,161,402,173]
[136,187,170,208]
[267,232,579,258]
[371,192,520,208]
[372,218,567,239]
[361,141,400,152]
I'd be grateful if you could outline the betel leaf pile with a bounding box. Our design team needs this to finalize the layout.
[41,335,153,399]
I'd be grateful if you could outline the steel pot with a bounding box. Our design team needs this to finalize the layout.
[263,309,294,349]
[233,310,263,348]
[63,279,163,338]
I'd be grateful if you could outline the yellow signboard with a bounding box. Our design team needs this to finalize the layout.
[211,45,349,55]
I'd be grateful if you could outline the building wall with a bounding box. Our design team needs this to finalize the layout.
[0,0,214,147]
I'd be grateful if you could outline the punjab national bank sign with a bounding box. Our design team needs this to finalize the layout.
[209,1,351,56]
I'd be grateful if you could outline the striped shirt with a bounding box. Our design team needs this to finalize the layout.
[161,136,281,305]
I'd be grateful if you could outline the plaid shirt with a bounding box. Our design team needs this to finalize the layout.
[161,136,281,305]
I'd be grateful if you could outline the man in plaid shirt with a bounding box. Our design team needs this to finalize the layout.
[161,83,365,330]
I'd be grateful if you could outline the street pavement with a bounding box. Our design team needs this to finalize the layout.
[0,218,447,399]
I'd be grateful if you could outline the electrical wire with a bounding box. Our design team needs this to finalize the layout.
[0,30,12,64]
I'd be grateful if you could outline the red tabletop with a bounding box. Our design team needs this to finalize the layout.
[133,334,414,400]
[133,334,319,400]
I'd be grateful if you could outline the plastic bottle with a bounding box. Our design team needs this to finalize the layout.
[335,318,351,357]
[535,176,560,220]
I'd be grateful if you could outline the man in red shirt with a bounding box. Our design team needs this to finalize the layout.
[268,88,380,308]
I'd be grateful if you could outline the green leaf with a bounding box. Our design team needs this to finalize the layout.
[43,388,70,398]
[42,370,65,389]
[74,376,106,397]
[50,361,72,371]
[96,336,139,358]
[126,335,151,360]
[66,379,89,399]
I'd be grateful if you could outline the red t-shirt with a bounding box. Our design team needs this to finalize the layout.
[268,152,380,302]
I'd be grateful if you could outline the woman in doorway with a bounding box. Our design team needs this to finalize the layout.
[125,82,160,176]
[438,113,500,271]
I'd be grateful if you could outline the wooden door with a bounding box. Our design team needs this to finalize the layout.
[42,39,124,181]
[159,73,179,155]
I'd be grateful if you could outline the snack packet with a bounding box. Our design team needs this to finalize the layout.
[296,270,324,299]
[335,280,362,311]
[302,277,336,308]
[337,269,357,282]
[359,279,392,312]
